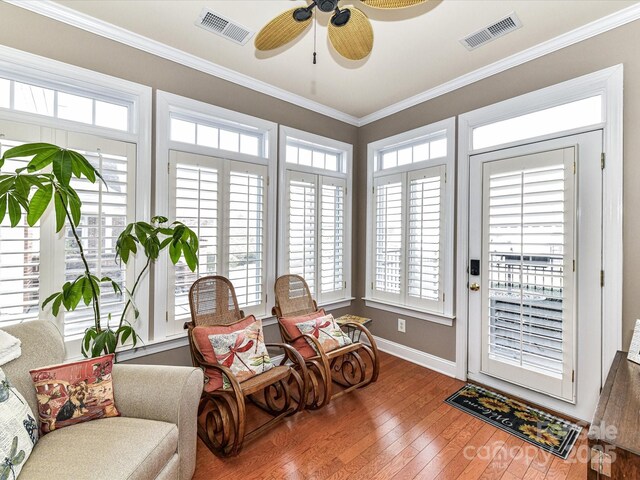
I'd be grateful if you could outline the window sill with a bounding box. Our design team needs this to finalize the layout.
[362,298,455,326]
[319,297,355,311]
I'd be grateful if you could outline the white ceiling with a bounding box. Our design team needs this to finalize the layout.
[53,0,637,118]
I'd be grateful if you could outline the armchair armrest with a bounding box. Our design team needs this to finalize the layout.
[112,364,203,480]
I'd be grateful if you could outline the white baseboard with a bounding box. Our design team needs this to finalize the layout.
[366,335,457,378]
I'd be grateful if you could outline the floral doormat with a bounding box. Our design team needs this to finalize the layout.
[445,384,581,459]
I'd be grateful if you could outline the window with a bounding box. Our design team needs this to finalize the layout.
[472,95,603,150]
[156,91,277,336]
[366,118,455,321]
[279,127,352,306]
[0,76,131,131]
[0,47,151,356]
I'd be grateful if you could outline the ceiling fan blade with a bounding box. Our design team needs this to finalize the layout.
[328,7,373,61]
[360,0,428,9]
[255,8,312,51]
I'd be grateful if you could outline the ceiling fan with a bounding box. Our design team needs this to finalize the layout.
[255,0,429,61]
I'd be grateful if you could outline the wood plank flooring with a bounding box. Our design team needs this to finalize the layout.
[193,352,588,480]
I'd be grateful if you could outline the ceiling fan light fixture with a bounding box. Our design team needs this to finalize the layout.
[316,0,340,13]
[331,8,351,27]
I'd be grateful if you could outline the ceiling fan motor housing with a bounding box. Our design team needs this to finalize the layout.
[316,0,340,13]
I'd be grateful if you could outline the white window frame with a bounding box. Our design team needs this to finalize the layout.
[155,91,277,339]
[0,45,151,358]
[365,117,456,325]
[278,125,354,310]
[456,65,624,393]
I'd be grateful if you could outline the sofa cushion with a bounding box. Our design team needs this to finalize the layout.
[29,354,120,435]
[18,417,178,480]
[278,309,327,359]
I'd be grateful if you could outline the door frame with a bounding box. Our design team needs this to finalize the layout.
[455,66,624,407]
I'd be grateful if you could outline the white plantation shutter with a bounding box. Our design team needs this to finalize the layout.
[286,172,317,296]
[169,155,218,321]
[0,137,41,326]
[483,150,575,382]
[62,134,136,338]
[168,151,268,325]
[320,177,346,299]
[374,175,403,298]
[227,164,265,309]
[407,166,444,312]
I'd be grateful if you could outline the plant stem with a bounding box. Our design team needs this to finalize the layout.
[55,189,101,332]
[116,256,151,338]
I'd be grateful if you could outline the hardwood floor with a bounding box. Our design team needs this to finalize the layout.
[193,352,588,480]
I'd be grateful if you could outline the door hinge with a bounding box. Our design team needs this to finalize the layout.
[571,370,575,382]
[601,152,605,170]
[590,448,612,477]
[442,292,445,302]
[573,260,575,272]
[573,161,576,174]
[371,282,374,289]
[444,171,447,183]
[267,176,270,186]
[344,281,347,289]
[372,186,375,194]
[601,270,605,287]
[167,162,170,174]
[165,311,169,323]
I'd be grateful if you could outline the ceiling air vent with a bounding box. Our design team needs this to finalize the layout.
[460,12,522,51]
[195,8,254,46]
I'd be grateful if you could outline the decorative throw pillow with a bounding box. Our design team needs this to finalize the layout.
[192,316,274,392]
[0,367,38,479]
[29,354,119,435]
[296,313,352,355]
[208,319,273,389]
[279,309,328,358]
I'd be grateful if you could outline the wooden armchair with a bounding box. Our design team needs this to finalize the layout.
[185,275,307,457]
[272,274,380,410]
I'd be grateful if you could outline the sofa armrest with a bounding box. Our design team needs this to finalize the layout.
[112,364,203,480]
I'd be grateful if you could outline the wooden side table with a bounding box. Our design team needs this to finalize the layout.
[334,314,371,343]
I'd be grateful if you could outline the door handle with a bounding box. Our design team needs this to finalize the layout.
[470,283,480,291]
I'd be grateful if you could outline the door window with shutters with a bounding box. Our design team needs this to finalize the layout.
[366,119,455,319]
[280,127,352,306]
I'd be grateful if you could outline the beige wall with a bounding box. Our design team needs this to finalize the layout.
[1,3,638,367]
[356,18,640,362]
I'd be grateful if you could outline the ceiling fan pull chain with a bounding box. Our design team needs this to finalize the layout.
[313,10,318,65]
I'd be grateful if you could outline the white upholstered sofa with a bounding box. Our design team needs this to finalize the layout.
[2,321,203,480]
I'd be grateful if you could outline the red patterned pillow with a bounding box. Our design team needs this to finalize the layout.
[278,309,327,359]
[29,354,119,435]
[191,315,256,392]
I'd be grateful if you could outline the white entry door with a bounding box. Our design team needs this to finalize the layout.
[468,131,603,415]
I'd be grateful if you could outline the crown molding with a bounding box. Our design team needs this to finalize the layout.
[3,0,360,127]
[4,0,640,128]
[357,2,640,126]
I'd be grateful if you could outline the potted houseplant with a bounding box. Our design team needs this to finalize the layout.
[0,143,199,358]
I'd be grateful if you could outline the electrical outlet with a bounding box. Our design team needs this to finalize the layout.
[398,318,406,333]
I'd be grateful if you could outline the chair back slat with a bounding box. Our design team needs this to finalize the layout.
[274,275,317,318]
[189,276,243,326]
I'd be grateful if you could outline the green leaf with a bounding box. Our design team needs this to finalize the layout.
[0,194,7,225]
[52,295,63,317]
[26,148,58,172]
[54,192,67,232]
[2,143,58,162]
[7,195,21,227]
[181,242,197,271]
[81,277,93,306]
[52,149,73,187]
[152,215,168,224]
[105,330,117,354]
[0,176,15,196]
[27,183,53,226]
[42,291,60,309]
[68,151,97,183]
[14,175,31,198]
[81,328,98,358]
[91,331,108,358]
[169,241,181,264]
[67,193,81,226]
